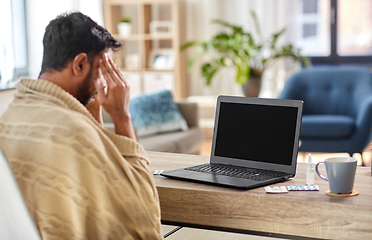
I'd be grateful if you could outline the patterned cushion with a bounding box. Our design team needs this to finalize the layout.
[129,89,189,137]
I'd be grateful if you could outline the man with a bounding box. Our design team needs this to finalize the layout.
[0,12,163,239]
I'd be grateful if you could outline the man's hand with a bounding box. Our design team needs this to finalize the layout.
[95,53,137,140]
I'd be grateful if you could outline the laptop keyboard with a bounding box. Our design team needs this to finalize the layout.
[185,164,287,181]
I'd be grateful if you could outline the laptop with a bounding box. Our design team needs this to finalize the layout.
[161,95,303,189]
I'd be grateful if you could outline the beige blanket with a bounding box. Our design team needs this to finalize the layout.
[0,79,163,240]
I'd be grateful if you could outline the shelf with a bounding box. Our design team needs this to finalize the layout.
[114,33,174,41]
[113,34,143,40]
[144,34,174,40]
[144,68,174,72]
[119,68,143,72]
[120,68,175,72]
[104,0,187,99]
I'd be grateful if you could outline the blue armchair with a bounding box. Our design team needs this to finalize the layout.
[278,67,372,164]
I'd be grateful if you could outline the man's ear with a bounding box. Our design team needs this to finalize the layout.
[72,53,89,77]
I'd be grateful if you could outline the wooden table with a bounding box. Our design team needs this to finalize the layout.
[147,151,372,240]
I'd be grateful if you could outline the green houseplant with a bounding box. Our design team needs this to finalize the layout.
[118,17,132,37]
[119,17,131,23]
[181,11,311,97]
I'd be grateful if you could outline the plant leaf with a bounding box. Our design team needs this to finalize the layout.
[270,28,286,49]
[235,62,250,85]
[180,40,199,51]
[201,58,226,85]
[211,19,243,35]
[250,10,263,43]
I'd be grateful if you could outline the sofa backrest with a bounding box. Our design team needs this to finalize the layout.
[279,68,372,117]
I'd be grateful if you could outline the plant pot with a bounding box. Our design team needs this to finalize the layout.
[117,22,131,37]
[242,77,262,97]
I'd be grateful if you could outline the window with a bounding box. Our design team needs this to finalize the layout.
[337,0,372,56]
[303,0,318,14]
[288,0,331,57]
[303,23,317,38]
[289,0,372,66]
[0,0,28,89]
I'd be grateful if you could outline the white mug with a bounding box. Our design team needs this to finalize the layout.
[315,157,357,194]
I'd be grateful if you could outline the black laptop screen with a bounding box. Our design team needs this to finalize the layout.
[214,102,298,166]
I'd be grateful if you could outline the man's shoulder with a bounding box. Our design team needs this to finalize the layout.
[2,100,99,136]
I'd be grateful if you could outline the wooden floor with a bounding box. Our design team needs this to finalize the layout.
[200,139,372,166]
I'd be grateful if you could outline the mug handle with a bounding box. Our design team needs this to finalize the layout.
[315,162,328,181]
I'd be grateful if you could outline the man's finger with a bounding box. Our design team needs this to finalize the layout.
[100,59,116,87]
[95,76,107,104]
[107,57,128,86]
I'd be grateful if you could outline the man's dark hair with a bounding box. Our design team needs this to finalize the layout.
[40,12,122,75]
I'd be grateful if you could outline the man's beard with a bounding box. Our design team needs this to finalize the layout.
[76,68,94,106]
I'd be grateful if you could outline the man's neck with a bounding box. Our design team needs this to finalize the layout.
[39,71,60,83]
[39,70,77,98]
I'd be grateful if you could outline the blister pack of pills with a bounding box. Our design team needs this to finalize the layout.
[287,185,319,191]
[264,186,288,194]
[153,170,165,175]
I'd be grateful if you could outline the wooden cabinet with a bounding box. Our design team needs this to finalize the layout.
[103,0,187,99]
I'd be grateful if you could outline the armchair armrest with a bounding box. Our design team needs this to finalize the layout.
[356,96,372,127]
[176,101,199,128]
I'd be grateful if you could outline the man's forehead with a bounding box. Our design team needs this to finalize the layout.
[93,51,109,64]
[99,50,113,59]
